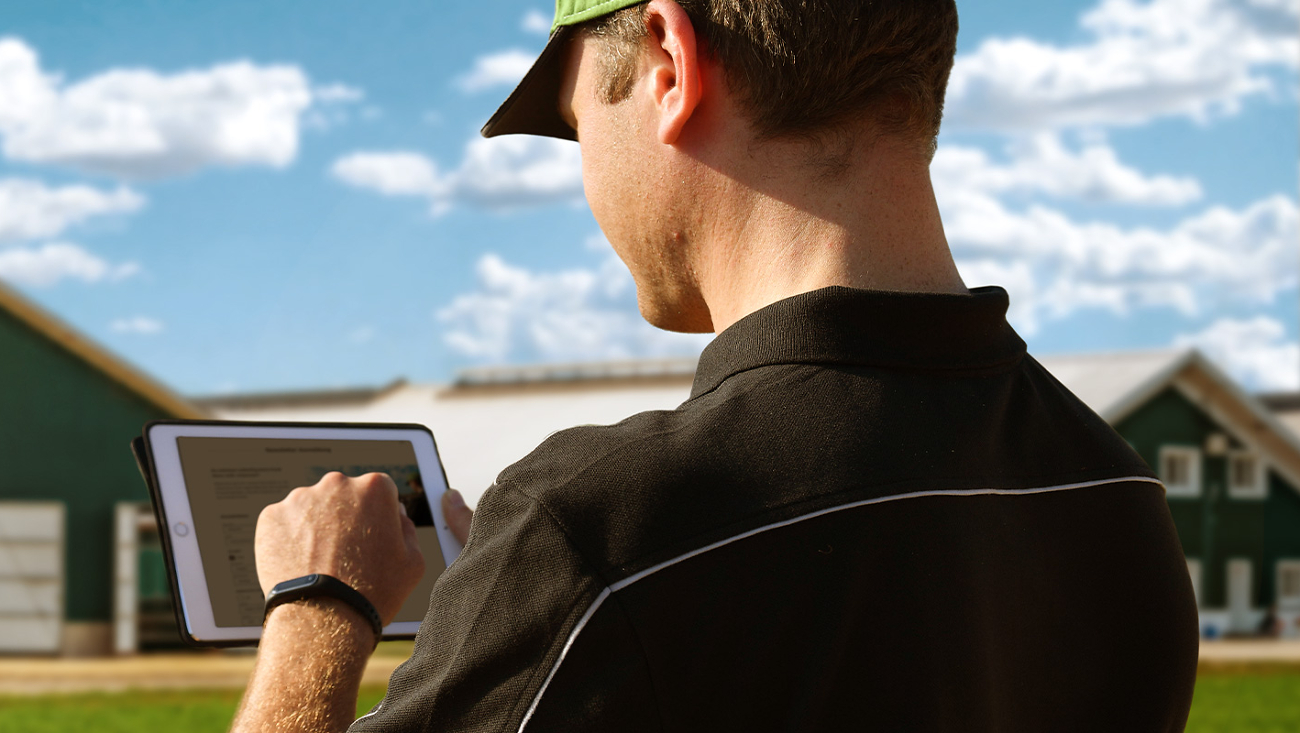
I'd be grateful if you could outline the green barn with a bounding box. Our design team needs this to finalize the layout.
[0,280,204,656]
[1040,351,1300,637]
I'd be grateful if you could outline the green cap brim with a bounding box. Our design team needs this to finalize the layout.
[480,25,578,141]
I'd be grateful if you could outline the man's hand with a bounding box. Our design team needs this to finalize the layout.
[232,472,427,733]
[441,488,474,545]
[255,471,425,624]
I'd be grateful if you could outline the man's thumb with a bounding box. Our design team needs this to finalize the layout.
[442,489,474,546]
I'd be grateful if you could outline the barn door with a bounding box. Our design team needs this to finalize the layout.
[0,502,64,652]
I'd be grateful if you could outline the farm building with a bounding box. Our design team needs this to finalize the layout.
[1037,351,1300,636]
[0,280,206,655]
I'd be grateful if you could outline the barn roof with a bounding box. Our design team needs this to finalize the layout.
[1039,348,1300,490]
[1036,349,1190,422]
[0,279,205,419]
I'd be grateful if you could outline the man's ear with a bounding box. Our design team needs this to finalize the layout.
[644,0,701,145]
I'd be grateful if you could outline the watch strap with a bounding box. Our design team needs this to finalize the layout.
[264,573,383,645]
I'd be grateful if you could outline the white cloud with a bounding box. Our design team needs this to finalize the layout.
[450,136,583,208]
[110,315,164,335]
[943,192,1298,334]
[455,49,536,93]
[933,134,1202,206]
[303,83,368,129]
[0,178,144,242]
[1175,316,1300,391]
[313,83,364,104]
[522,10,552,35]
[331,135,583,214]
[934,0,1297,340]
[946,0,1299,132]
[0,37,314,178]
[0,241,138,287]
[332,152,439,196]
[437,251,711,363]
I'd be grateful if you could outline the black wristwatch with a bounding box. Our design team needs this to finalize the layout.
[264,574,384,645]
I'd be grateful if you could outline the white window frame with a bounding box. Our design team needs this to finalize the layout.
[1278,560,1300,610]
[1227,450,1267,499]
[1159,446,1201,498]
[1186,558,1202,609]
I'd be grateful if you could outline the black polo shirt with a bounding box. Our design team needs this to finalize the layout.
[352,286,1198,733]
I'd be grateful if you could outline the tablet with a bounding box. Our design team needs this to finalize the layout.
[135,420,463,646]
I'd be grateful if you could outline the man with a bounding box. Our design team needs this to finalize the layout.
[233,1,1199,731]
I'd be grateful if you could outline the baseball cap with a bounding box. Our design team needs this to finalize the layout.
[481,0,646,140]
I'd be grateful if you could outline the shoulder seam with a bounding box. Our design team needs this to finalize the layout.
[477,482,617,731]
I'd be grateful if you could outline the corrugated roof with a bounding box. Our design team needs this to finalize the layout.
[1260,392,1300,413]
[1035,349,1189,421]
[1261,392,1300,443]
[194,379,408,411]
[453,357,699,386]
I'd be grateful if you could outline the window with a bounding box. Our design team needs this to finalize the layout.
[1227,451,1266,499]
[1278,561,1300,609]
[1160,446,1201,498]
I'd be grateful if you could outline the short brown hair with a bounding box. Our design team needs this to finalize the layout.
[585,0,958,151]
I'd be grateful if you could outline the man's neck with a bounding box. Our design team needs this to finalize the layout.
[686,131,967,334]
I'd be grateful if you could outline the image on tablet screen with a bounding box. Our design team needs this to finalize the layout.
[176,437,447,628]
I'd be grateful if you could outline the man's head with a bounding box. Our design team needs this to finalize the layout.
[486,0,958,156]
[483,0,963,334]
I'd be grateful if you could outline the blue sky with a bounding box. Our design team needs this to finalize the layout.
[0,0,1295,395]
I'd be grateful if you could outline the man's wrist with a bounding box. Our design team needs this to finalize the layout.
[235,598,372,733]
[263,597,377,655]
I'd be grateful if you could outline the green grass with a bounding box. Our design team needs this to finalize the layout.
[0,667,1296,731]
[0,686,388,733]
[1184,665,1300,733]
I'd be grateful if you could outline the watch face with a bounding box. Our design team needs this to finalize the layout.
[274,574,320,594]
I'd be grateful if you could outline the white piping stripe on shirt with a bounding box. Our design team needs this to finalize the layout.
[515,473,1159,732]
[352,701,382,726]
[517,587,612,732]
[608,475,1162,592]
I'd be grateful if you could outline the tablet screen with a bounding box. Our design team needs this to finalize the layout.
[176,436,447,628]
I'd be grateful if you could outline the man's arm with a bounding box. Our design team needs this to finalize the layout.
[230,475,472,733]
[232,599,373,732]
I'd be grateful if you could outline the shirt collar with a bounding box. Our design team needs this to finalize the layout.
[690,286,1026,399]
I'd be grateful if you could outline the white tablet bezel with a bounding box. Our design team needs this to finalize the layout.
[147,422,462,643]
